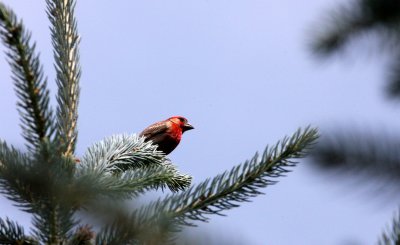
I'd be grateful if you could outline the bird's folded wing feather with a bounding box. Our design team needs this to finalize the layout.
[139,121,169,139]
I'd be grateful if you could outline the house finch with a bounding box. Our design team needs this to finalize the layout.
[139,116,194,155]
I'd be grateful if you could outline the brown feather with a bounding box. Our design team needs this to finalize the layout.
[139,121,169,139]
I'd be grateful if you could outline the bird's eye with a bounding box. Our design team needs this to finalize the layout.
[179,117,185,122]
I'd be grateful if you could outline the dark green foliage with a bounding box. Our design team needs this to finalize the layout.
[0,217,38,244]
[310,0,400,99]
[310,0,400,243]
[0,140,36,208]
[0,140,77,243]
[310,129,400,243]
[0,2,53,152]
[311,0,400,56]
[310,130,400,191]
[387,55,400,97]
[378,209,400,245]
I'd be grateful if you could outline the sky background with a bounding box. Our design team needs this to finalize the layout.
[1,0,400,244]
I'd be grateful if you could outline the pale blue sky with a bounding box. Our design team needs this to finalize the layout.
[1,1,400,244]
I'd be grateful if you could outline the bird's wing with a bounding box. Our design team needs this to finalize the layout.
[139,121,169,140]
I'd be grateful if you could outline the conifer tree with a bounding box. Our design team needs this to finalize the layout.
[309,0,400,244]
[0,1,318,244]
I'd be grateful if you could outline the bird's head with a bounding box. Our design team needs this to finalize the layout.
[168,116,194,133]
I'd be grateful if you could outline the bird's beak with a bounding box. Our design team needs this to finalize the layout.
[183,122,194,131]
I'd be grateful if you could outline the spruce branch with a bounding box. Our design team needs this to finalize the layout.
[94,208,171,245]
[387,52,400,97]
[310,0,400,57]
[29,140,76,244]
[0,217,38,245]
[0,3,53,152]
[0,140,36,209]
[163,126,318,226]
[378,209,400,245]
[74,165,192,206]
[75,134,191,198]
[46,0,81,156]
[0,140,76,243]
[96,127,319,243]
[94,217,140,245]
[310,0,400,99]
[309,129,400,194]
[310,1,374,57]
[31,204,75,244]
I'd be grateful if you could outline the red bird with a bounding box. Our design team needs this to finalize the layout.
[139,116,194,155]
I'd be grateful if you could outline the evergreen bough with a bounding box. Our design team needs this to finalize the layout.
[0,1,319,244]
[310,0,400,243]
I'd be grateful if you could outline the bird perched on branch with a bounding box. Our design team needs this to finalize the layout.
[139,116,194,155]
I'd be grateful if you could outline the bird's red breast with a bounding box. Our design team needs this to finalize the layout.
[139,116,194,155]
